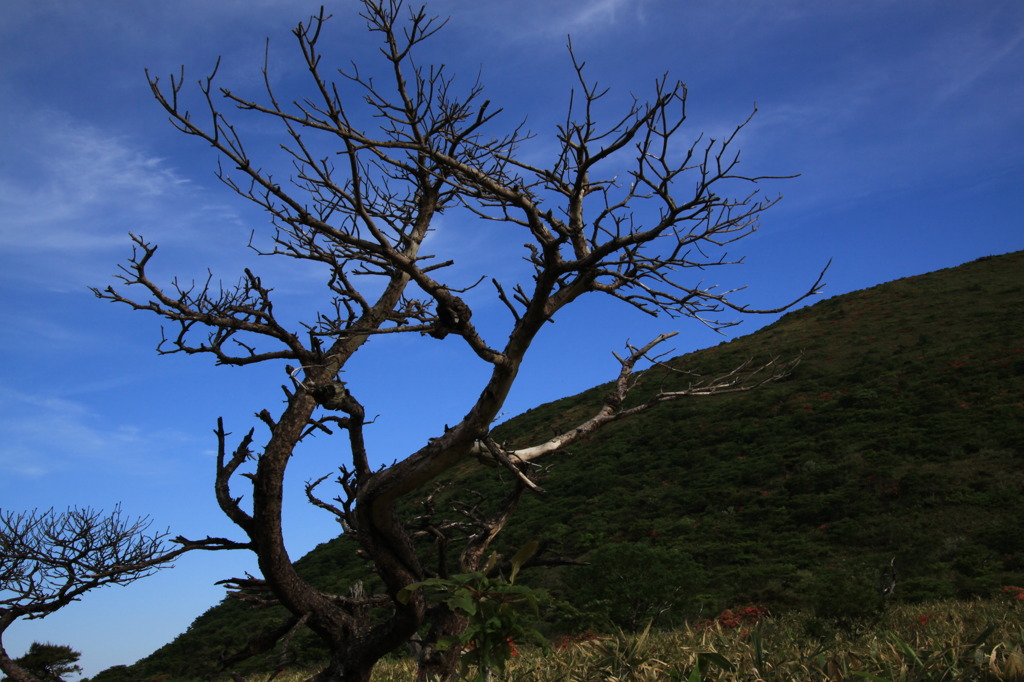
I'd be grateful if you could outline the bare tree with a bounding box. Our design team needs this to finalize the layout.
[0,506,206,682]
[93,1,825,680]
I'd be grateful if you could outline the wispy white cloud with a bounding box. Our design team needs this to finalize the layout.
[431,0,652,46]
[560,0,641,33]
[0,383,198,480]
[0,104,262,295]
[0,109,188,252]
[0,310,106,356]
[923,23,1024,107]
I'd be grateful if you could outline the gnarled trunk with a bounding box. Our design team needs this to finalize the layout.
[416,605,468,682]
[0,630,36,682]
[311,654,375,682]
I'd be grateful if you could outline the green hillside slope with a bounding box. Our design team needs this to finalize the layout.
[94,251,1024,680]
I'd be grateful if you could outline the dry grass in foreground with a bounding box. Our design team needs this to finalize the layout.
[248,598,1023,681]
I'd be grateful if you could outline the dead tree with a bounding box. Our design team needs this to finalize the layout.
[0,506,222,682]
[93,2,826,680]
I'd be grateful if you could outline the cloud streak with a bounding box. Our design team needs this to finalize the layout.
[0,104,263,295]
[0,382,200,481]
[0,109,188,250]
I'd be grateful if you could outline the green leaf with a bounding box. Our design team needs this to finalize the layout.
[967,624,997,650]
[508,540,540,584]
[888,633,923,667]
[482,551,500,575]
[697,651,735,672]
[446,590,478,616]
[396,584,418,605]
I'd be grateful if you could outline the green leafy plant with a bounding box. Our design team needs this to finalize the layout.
[398,542,551,681]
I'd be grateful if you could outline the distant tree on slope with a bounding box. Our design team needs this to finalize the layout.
[3,642,81,682]
[94,1,825,680]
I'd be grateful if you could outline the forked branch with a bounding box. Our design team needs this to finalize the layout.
[504,333,799,464]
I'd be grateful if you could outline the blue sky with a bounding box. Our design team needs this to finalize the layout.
[1,0,1022,677]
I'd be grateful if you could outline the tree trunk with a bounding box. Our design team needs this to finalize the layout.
[310,657,375,682]
[416,606,468,682]
[0,647,37,682]
[0,622,38,682]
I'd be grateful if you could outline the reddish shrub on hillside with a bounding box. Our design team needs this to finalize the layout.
[716,604,769,629]
[696,604,769,632]
[553,631,603,651]
[1002,585,1024,602]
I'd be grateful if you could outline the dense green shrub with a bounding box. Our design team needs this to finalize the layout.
[803,562,891,635]
[568,542,707,630]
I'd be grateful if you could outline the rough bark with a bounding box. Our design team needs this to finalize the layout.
[0,622,36,682]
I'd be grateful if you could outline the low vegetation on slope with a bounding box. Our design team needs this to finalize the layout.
[94,252,1024,680]
[248,598,1024,681]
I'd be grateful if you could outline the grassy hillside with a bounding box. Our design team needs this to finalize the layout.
[93,251,1024,680]
[503,252,1022,618]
